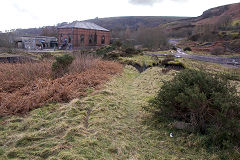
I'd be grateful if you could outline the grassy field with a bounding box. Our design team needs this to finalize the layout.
[1,63,230,159]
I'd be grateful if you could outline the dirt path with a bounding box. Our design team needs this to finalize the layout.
[0,66,219,159]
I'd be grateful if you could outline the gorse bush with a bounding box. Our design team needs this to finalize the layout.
[172,46,177,51]
[52,54,74,78]
[96,46,115,55]
[183,47,192,51]
[150,69,240,148]
[123,47,140,56]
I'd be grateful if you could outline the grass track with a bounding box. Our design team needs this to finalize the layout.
[0,66,220,159]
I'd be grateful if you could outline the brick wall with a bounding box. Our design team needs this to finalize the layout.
[58,28,110,49]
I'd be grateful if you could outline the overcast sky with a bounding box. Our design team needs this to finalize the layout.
[0,0,239,32]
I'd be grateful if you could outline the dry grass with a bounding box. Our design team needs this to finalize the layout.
[0,54,122,116]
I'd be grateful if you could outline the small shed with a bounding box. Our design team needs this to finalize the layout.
[15,36,58,50]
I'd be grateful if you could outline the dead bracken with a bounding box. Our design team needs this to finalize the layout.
[0,56,122,116]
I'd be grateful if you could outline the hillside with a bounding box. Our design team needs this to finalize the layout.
[193,2,240,26]
[10,16,188,37]
[161,3,240,31]
[8,3,240,37]
[84,16,188,30]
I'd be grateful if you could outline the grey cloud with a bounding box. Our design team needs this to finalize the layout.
[129,0,187,6]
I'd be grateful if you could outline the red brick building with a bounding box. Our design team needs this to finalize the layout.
[58,21,110,49]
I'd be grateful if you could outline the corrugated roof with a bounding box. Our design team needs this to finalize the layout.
[58,21,109,31]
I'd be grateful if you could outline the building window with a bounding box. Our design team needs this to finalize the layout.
[94,32,97,44]
[89,34,93,44]
[80,34,84,45]
[60,34,63,42]
[68,35,71,43]
[101,35,105,44]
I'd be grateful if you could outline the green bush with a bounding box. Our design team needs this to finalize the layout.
[172,46,177,51]
[96,46,115,55]
[52,54,74,78]
[150,69,240,148]
[123,47,140,56]
[183,47,192,51]
[112,40,123,48]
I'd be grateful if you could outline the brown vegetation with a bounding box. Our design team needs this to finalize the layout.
[0,54,122,116]
[194,3,240,26]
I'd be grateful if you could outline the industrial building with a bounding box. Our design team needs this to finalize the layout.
[57,21,110,49]
[15,36,58,50]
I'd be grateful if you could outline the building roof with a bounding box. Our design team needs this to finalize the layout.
[58,21,109,32]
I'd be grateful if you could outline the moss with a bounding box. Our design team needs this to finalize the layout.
[165,60,186,69]
[118,55,161,67]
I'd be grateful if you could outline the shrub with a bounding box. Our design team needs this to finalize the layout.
[96,46,115,55]
[136,27,169,50]
[52,54,74,78]
[124,47,140,56]
[150,69,240,148]
[40,53,54,59]
[112,40,122,48]
[172,46,177,51]
[183,47,192,51]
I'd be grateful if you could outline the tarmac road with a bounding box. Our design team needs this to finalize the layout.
[144,48,240,68]
[144,39,240,68]
[144,49,240,68]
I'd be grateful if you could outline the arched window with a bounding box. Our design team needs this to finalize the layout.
[89,35,93,44]
[68,35,71,43]
[60,33,63,42]
[80,34,84,45]
[94,32,97,44]
[101,35,105,44]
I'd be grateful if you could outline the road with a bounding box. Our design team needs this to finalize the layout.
[145,39,240,68]
[145,49,240,68]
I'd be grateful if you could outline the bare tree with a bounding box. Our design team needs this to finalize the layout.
[136,27,169,50]
[41,26,58,37]
[0,32,16,53]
